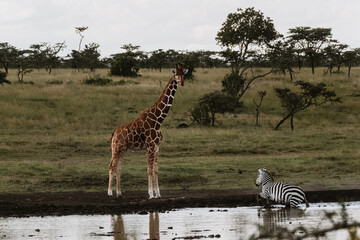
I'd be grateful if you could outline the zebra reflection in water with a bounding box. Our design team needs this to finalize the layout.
[257,207,306,233]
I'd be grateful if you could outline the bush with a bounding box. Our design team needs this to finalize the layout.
[46,80,63,85]
[110,55,140,77]
[188,91,243,126]
[0,71,11,85]
[82,76,113,85]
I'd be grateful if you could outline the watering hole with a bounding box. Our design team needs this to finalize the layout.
[1,202,360,240]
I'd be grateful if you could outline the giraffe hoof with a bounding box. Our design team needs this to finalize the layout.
[107,190,113,196]
[155,194,161,199]
[116,193,123,198]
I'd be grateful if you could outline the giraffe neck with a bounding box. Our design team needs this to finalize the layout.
[152,75,178,127]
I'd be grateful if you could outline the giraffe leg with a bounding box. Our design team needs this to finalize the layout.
[147,146,156,199]
[153,146,161,198]
[115,156,125,197]
[108,150,124,196]
[108,162,115,196]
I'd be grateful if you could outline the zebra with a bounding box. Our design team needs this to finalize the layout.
[255,168,310,208]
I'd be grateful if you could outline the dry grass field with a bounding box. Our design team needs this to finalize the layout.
[0,67,359,193]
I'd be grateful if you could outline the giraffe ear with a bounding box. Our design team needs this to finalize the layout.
[183,69,189,75]
[171,69,176,74]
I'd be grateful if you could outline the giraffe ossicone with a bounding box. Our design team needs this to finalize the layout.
[108,64,188,199]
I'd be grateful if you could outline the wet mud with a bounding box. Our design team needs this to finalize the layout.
[1,188,360,217]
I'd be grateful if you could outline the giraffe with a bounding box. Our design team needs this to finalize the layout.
[108,64,188,199]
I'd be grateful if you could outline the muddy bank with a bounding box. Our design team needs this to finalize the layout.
[1,188,360,217]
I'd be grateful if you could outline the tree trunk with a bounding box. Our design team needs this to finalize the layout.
[211,112,215,126]
[275,113,292,130]
[311,60,315,75]
[4,64,9,74]
[337,64,341,72]
[290,114,294,131]
[255,111,259,126]
[348,66,351,77]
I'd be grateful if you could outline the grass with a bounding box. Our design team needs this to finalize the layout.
[0,67,359,193]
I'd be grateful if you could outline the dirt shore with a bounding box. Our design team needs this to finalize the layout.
[1,188,360,217]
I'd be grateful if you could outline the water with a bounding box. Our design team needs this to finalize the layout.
[1,202,360,240]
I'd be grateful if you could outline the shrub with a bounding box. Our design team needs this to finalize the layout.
[188,91,243,126]
[0,71,11,85]
[82,76,113,86]
[110,55,140,77]
[46,80,63,85]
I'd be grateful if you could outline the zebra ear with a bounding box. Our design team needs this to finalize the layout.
[263,168,267,171]
[258,169,262,173]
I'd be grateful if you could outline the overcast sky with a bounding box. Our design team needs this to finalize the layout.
[1,0,359,57]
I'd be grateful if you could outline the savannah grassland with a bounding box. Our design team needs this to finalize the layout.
[0,67,359,194]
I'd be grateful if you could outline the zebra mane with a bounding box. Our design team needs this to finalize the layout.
[262,168,274,181]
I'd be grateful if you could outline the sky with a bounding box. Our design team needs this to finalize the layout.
[1,0,360,58]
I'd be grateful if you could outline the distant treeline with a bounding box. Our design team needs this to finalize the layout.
[1,8,360,80]
[1,35,359,77]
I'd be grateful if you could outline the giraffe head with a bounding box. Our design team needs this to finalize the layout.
[171,64,188,86]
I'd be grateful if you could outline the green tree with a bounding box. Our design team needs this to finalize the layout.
[149,49,167,72]
[0,71,11,85]
[15,49,33,83]
[323,42,348,75]
[179,51,197,80]
[216,7,278,97]
[274,81,340,130]
[81,43,101,72]
[0,42,18,74]
[267,39,297,81]
[110,44,142,77]
[288,27,333,74]
[44,42,66,74]
[29,43,47,71]
[343,48,360,77]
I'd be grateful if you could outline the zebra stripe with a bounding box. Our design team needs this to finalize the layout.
[256,169,309,208]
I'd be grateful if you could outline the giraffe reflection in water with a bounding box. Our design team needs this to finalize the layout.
[111,212,160,240]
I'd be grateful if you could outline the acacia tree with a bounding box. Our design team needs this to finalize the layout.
[323,42,348,75]
[253,90,266,126]
[274,81,340,131]
[288,27,333,74]
[29,43,47,71]
[0,71,10,85]
[0,42,18,73]
[149,49,167,72]
[110,44,142,77]
[267,39,297,81]
[43,42,66,74]
[15,49,33,83]
[343,48,360,77]
[75,26,88,52]
[81,43,101,72]
[216,7,278,98]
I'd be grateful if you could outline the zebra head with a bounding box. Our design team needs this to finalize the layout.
[255,168,274,186]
